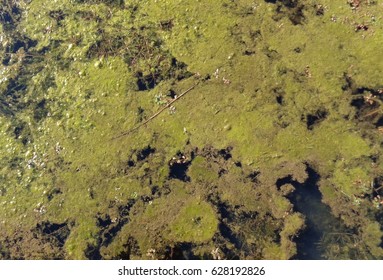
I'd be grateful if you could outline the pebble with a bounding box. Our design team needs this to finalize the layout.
[224,124,232,131]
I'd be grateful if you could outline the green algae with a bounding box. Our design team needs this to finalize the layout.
[188,156,218,184]
[1,0,383,259]
[167,199,218,243]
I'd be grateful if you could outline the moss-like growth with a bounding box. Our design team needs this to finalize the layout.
[167,199,218,243]
[188,156,218,184]
[1,0,383,260]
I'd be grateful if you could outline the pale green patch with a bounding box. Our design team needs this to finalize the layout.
[188,156,218,184]
[332,165,371,197]
[167,199,218,243]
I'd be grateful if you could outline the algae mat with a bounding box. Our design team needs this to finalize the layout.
[0,0,383,259]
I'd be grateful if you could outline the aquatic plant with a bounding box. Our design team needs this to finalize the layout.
[0,0,383,260]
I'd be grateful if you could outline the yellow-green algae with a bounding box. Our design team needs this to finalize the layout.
[167,199,218,243]
[1,0,383,259]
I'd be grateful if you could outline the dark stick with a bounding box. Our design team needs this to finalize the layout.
[111,82,199,140]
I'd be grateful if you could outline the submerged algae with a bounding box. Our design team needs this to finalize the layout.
[1,0,383,259]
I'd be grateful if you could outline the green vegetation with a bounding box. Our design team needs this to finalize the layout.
[188,156,218,184]
[1,0,383,259]
[167,199,218,243]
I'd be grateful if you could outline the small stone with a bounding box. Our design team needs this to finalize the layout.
[94,60,102,68]
[224,124,232,131]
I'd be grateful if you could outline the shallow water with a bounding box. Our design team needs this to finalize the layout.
[286,167,347,259]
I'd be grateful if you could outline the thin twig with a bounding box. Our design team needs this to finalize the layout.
[362,108,381,118]
[111,82,199,140]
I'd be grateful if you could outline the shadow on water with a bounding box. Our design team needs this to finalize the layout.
[164,242,197,260]
[280,165,349,259]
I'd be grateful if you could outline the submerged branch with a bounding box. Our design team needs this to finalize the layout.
[111,81,200,140]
